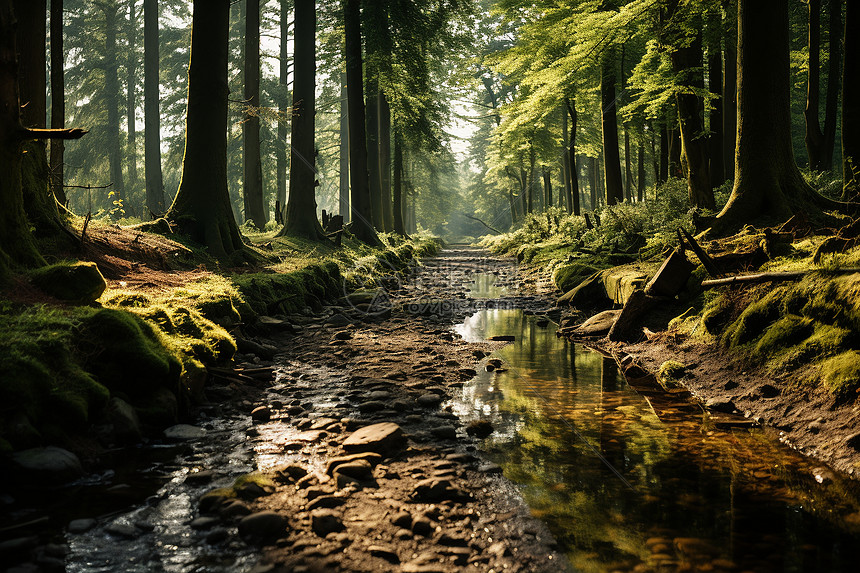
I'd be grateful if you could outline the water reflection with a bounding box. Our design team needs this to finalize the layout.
[469,273,509,299]
[452,309,860,573]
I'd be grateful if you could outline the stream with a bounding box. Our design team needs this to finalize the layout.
[451,306,860,572]
[4,250,860,572]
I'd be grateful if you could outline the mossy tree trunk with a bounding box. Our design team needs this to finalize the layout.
[242,0,266,230]
[49,0,65,207]
[379,90,393,232]
[843,0,860,199]
[344,0,380,245]
[600,46,624,205]
[393,125,406,235]
[276,0,290,223]
[715,0,829,230]
[805,0,842,172]
[167,0,244,260]
[281,0,326,240]
[722,0,737,182]
[339,71,350,224]
[144,0,164,217]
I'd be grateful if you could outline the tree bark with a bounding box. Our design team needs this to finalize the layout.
[126,0,138,206]
[715,0,822,230]
[144,0,163,217]
[379,90,392,232]
[49,0,65,206]
[542,168,552,209]
[708,19,725,187]
[339,70,349,223]
[671,31,714,209]
[845,0,860,199]
[822,0,841,171]
[601,47,624,205]
[167,0,243,259]
[243,0,265,229]
[637,138,646,201]
[103,2,124,215]
[561,104,571,213]
[722,0,738,181]
[365,72,382,229]
[1,0,43,274]
[393,125,405,235]
[282,0,325,240]
[566,97,580,215]
[659,120,668,184]
[276,0,289,224]
[344,0,379,245]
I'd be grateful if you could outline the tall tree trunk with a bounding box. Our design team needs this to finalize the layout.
[542,168,552,209]
[566,98,580,215]
[722,0,737,181]
[392,125,405,235]
[276,0,289,223]
[282,0,324,239]
[243,0,265,229]
[50,0,65,206]
[167,0,243,259]
[650,120,659,188]
[669,122,682,178]
[144,0,163,217]
[716,0,826,229]
[1,0,43,274]
[339,71,349,223]
[822,0,841,170]
[379,90,392,232]
[845,0,860,199]
[365,72,382,228]
[637,138,646,201]
[561,104,571,214]
[588,156,598,210]
[708,19,725,186]
[126,0,138,204]
[104,2,124,216]
[344,0,379,245]
[601,47,624,205]
[671,30,714,209]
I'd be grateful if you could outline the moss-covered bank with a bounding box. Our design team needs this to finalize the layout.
[0,227,439,453]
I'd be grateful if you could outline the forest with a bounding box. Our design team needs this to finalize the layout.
[3,0,860,572]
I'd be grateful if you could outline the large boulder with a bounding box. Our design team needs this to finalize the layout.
[12,446,84,483]
[29,262,106,304]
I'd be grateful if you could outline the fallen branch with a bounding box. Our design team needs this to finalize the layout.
[679,227,722,278]
[463,213,502,235]
[701,267,860,288]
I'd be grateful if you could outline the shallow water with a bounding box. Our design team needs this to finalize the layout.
[452,309,860,572]
[469,272,509,299]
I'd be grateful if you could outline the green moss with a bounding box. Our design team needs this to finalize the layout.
[553,262,603,293]
[819,352,860,402]
[657,360,687,390]
[752,315,815,360]
[701,296,733,335]
[29,261,107,304]
[721,289,783,348]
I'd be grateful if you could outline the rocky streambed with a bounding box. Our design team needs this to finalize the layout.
[2,247,567,573]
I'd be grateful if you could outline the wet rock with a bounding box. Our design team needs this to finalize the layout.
[311,509,345,536]
[325,452,383,475]
[0,537,37,560]
[307,496,346,511]
[477,462,503,474]
[411,516,434,536]
[333,331,353,341]
[236,481,269,500]
[105,522,138,539]
[343,422,405,455]
[412,478,471,502]
[458,368,478,379]
[358,400,387,412]
[273,463,308,482]
[236,337,278,360]
[430,425,457,440]
[704,398,736,414]
[368,390,392,400]
[238,511,289,541]
[184,469,216,485]
[333,460,373,481]
[199,491,230,513]
[107,397,142,442]
[808,418,825,434]
[391,511,413,529]
[220,499,252,519]
[164,424,207,440]
[465,419,494,439]
[256,316,295,334]
[368,545,400,563]
[68,518,97,534]
[251,406,272,422]
[206,527,229,544]
[12,447,84,483]
[445,453,476,464]
[417,394,443,408]
[436,532,468,547]
[189,516,220,530]
[325,314,351,327]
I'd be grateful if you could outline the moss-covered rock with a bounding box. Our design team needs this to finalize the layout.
[30,262,107,304]
[553,262,603,293]
[657,360,687,390]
